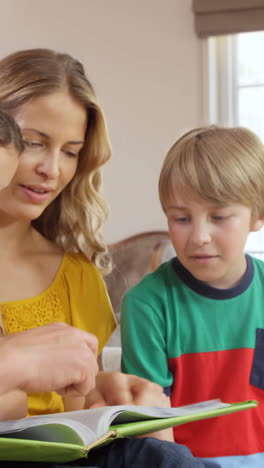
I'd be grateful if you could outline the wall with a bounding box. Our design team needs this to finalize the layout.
[0,0,204,242]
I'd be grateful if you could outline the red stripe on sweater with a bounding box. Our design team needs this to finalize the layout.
[168,348,263,457]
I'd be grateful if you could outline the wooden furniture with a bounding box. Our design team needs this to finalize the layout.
[104,231,172,323]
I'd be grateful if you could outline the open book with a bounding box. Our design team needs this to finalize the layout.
[0,399,257,463]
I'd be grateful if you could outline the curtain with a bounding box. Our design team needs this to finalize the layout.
[193,0,264,37]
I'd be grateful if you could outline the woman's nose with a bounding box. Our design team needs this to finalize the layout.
[36,153,60,179]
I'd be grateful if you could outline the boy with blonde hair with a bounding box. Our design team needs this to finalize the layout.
[121,126,264,467]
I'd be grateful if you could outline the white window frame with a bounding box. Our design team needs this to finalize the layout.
[202,35,238,127]
[202,36,264,259]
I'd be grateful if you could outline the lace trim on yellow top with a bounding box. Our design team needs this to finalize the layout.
[1,254,69,334]
[1,253,117,416]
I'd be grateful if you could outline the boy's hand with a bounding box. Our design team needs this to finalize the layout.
[86,371,167,408]
[85,371,174,442]
[0,322,98,397]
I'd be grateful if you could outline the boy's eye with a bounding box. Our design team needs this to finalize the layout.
[23,140,43,148]
[212,215,229,221]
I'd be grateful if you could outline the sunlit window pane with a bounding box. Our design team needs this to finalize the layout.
[245,230,264,260]
[236,32,264,254]
[237,32,264,86]
[238,86,264,142]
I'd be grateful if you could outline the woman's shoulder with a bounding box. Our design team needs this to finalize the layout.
[61,252,105,289]
[63,252,98,275]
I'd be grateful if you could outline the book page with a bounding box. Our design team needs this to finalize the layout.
[0,399,254,447]
[3,424,85,445]
[0,417,95,446]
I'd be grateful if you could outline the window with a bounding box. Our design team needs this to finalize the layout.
[236,32,264,141]
[204,32,264,259]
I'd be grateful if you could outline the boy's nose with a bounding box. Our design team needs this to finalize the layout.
[190,221,211,246]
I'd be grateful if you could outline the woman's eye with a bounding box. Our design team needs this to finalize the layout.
[172,217,189,223]
[63,149,78,158]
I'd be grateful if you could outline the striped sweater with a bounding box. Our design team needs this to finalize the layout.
[121,255,264,467]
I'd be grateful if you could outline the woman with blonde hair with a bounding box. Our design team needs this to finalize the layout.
[0,48,205,468]
[0,48,111,271]
[0,47,168,413]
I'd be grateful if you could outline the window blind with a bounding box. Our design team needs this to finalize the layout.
[193,0,264,37]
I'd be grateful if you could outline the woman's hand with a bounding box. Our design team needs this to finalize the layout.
[0,390,27,421]
[0,322,99,397]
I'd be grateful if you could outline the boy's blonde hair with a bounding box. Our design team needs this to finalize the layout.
[159,126,264,220]
[0,48,111,273]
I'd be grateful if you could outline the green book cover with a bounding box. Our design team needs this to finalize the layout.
[0,399,258,463]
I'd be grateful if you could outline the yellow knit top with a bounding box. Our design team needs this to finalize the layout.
[1,253,117,416]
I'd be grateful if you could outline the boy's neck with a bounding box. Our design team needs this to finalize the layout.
[173,255,252,300]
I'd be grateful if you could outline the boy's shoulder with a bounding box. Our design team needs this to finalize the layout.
[125,258,176,299]
[249,254,264,273]
[250,254,264,264]
[124,254,264,301]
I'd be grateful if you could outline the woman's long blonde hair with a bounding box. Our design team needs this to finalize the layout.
[0,48,111,273]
